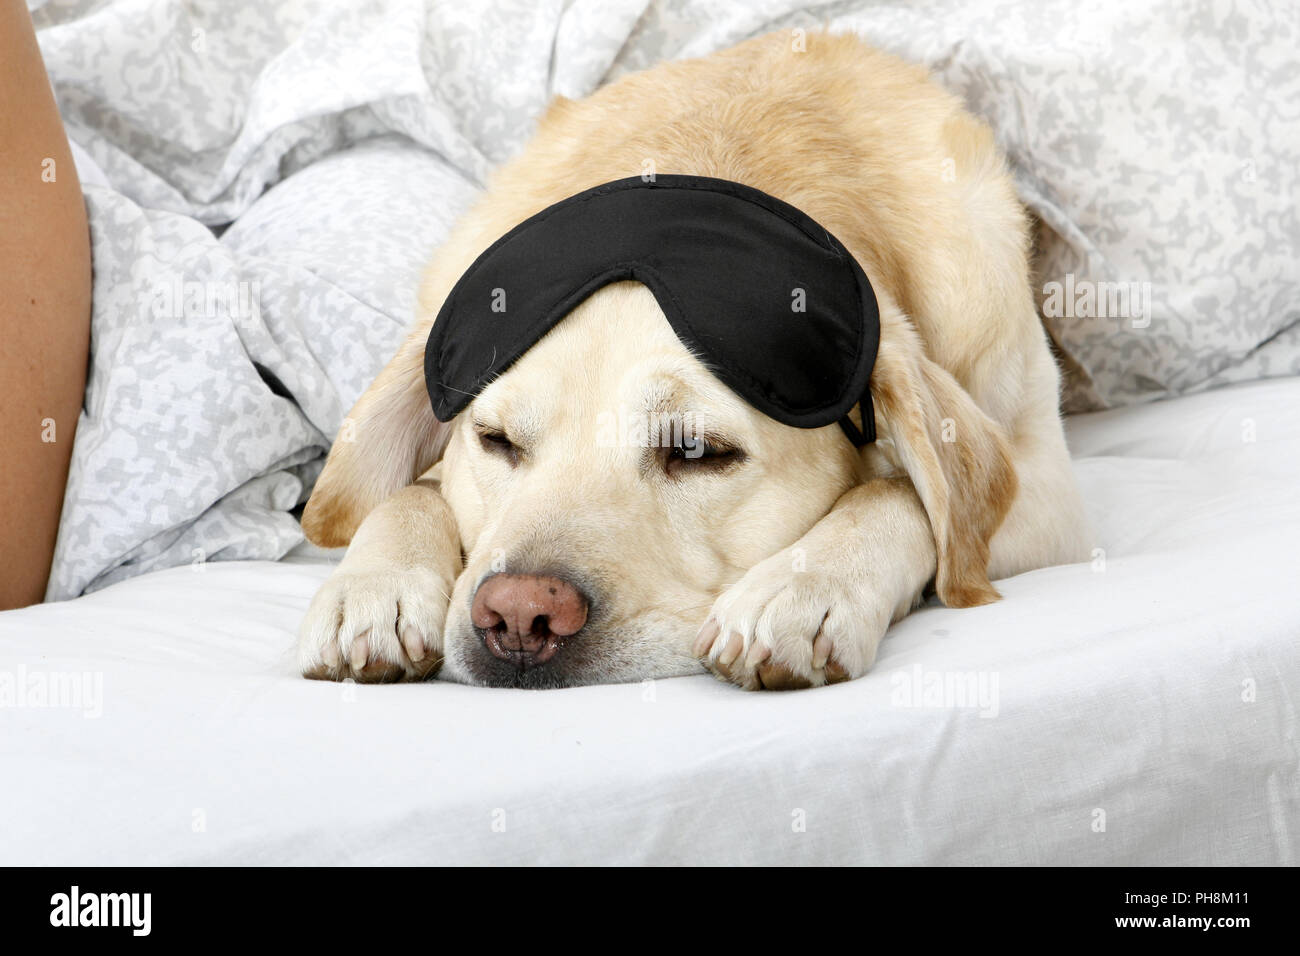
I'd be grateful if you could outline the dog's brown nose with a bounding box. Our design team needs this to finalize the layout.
[471,574,588,665]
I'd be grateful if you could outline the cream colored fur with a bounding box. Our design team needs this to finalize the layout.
[295,32,1089,690]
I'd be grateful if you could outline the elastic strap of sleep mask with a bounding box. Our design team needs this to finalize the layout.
[838,412,872,446]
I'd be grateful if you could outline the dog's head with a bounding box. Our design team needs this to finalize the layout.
[301,275,1015,688]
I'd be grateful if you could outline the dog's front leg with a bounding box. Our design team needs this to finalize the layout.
[696,476,936,690]
[297,479,462,683]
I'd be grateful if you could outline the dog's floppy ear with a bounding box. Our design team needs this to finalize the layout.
[870,317,1018,608]
[300,325,452,548]
[299,157,539,549]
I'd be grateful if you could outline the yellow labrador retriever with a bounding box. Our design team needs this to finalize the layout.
[295,32,1088,690]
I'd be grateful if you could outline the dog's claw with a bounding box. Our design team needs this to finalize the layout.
[744,642,771,668]
[349,633,370,671]
[401,624,426,663]
[692,619,720,657]
[322,640,341,669]
[717,631,744,667]
[812,633,832,670]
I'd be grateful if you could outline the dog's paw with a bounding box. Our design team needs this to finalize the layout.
[694,551,892,691]
[298,566,452,683]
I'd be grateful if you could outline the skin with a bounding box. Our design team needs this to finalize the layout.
[0,0,92,609]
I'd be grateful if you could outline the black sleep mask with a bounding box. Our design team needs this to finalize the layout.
[424,174,879,445]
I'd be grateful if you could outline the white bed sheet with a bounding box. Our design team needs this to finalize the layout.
[2,378,1297,865]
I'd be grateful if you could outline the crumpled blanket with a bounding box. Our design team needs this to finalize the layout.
[30,0,1299,599]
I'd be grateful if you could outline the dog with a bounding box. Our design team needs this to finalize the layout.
[295,31,1089,690]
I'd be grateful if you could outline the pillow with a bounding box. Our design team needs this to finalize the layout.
[817,0,1300,410]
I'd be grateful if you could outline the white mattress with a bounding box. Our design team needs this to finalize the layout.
[3,377,1298,865]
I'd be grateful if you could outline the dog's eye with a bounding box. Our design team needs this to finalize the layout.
[476,427,519,465]
[664,435,744,475]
